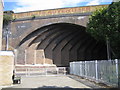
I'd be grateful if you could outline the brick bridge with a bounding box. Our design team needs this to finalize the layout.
[3,5,108,67]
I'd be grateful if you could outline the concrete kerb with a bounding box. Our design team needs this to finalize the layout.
[0,85,16,90]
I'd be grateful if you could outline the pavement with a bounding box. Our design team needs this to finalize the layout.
[14,75,90,88]
[1,75,113,90]
[1,75,91,89]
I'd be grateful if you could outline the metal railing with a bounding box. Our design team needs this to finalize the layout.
[15,67,67,76]
[70,59,118,87]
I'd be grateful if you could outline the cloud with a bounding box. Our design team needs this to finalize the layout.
[13,0,86,12]
[87,0,101,5]
[4,0,112,13]
[87,0,112,5]
[13,0,63,12]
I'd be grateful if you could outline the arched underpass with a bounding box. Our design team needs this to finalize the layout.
[16,23,107,67]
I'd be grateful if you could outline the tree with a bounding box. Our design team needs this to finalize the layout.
[86,2,120,59]
[113,0,120,2]
[3,14,13,28]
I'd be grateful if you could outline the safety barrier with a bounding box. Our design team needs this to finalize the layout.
[70,59,119,87]
[15,67,67,76]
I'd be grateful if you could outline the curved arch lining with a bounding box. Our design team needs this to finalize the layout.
[60,31,85,65]
[29,27,64,49]
[36,28,70,49]
[18,23,67,47]
[52,30,81,66]
[28,25,60,47]
[69,34,89,61]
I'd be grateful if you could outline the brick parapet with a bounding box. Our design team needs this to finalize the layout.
[12,4,108,19]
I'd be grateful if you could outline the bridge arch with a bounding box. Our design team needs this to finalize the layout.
[15,23,107,66]
[11,15,89,48]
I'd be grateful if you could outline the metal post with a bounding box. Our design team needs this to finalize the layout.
[81,62,83,76]
[25,49,27,65]
[5,28,11,50]
[64,67,66,75]
[118,60,120,88]
[70,63,72,74]
[85,61,87,77]
[34,50,36,64]
[45,68,47,76]
[6,31,9,50]
[72,62,74,75]
[26,68,27,76]
[56,68,59,75]
[95,60,98,80]
[28,68,30,76]
[115,59,118,77]
[80,62,82,76]
[5,28,9,50]
[14,49,17,71]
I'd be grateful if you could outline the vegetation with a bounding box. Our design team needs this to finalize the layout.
[31,15,36,19]
[3,14,13,28]
[86,2,120,59]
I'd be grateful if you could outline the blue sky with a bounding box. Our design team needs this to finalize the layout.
[4,0,113,13]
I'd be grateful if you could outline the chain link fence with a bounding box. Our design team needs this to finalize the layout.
[70,59,118,87]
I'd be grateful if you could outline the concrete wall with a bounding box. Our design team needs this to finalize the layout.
[0,2,15,85]
[0,51,14,86]
[0,0,3,50]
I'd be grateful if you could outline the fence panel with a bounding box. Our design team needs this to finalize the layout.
[70,59,118,87]
[15,67,67,76]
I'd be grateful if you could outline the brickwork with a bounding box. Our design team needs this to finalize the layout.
[2,5,108,67]
[11,23,107,67]
[12,5,108,19]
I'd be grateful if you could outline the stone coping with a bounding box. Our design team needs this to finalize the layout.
[16,64,56,66]
[0,51,14,56]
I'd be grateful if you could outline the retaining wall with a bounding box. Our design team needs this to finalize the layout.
[0,51,14,86]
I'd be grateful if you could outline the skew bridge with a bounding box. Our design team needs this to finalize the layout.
[4,5,108,67]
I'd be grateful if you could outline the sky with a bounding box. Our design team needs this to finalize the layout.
[4,0,113,13]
